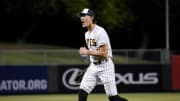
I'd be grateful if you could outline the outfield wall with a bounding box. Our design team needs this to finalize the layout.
[0,63,174,94]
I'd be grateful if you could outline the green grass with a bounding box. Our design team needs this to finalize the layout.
[0,51,159,65]
[0,43,160,64]
[0,43,72,49]
[0,93,180,101]
[0,43,84,65]
[0,50,83,65]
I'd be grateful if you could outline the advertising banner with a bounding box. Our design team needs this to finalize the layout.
[0,65,48,94]
[58,64,163,93]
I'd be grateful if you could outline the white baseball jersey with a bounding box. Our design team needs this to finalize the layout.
[80,25,118,96]
[85,25,112,63]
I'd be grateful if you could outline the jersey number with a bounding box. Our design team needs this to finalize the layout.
[86,38,96,46]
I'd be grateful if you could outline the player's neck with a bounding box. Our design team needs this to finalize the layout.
[87,24,96,32]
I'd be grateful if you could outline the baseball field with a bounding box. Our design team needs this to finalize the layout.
[0,43,179,101]
[0,93,180,101]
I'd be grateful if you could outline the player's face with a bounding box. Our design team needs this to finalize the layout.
[80,15,93,28]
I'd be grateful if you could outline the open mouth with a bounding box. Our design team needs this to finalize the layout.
[81,21,85,24]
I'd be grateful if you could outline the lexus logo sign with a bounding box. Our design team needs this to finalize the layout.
[62,68,159,90]
[62,68,81,90]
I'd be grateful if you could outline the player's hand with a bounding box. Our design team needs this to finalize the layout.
[79,47,89,55]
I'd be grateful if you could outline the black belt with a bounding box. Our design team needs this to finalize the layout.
[93,59,108,65]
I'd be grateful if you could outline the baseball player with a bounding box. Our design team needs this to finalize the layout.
[78,8,128,101]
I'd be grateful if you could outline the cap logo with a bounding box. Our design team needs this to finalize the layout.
[81,8,89,14]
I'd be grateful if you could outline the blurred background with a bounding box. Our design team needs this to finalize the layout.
[0,0,179,51]
[0,0,180,100]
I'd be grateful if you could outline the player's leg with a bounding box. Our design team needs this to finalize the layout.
[98,60,128,101]
[78,89,88,101]
[78,64,97,101]
[98,60,117,96]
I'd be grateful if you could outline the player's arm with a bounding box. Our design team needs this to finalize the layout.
[79,44,108,59]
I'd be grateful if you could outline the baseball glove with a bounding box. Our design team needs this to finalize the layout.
[75,68,86,83]
[80,54,90,63]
